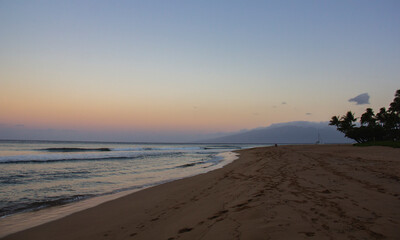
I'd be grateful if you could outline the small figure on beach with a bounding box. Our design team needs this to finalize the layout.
[274,144,278,147]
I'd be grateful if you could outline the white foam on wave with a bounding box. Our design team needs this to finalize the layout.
[0,149,241,237]
[111,147,204,151]
[0,146,219,163]
[0,151,173,163]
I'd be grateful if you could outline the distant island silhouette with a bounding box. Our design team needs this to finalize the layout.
[201,121,352,144]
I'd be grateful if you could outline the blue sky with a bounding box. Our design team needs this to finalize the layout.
[0,0,399,141]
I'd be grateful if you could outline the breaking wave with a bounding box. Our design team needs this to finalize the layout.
[0,152,183,164]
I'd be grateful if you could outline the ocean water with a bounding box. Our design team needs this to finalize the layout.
[0,140,265,219]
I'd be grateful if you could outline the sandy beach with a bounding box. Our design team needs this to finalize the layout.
[2,145,400,240]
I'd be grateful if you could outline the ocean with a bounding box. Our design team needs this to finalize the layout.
[0,140,266,219]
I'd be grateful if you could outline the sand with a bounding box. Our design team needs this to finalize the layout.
[2,145,400,240]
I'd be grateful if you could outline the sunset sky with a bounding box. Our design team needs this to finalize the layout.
[1,1,399,141]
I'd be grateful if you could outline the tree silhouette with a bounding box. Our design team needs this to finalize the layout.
[376,107,387,126]
[360,108,376,127]
[330,89,400,143]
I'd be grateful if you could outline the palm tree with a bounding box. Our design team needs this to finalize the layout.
[360,108,376,127]
[389,89,400,113]
[341,111,357,130]
[376,107,387,126]
[388,90,400,139]
[330,89,400,143]
[329,116,340,127]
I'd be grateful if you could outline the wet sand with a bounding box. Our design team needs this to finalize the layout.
[2,145,400,239]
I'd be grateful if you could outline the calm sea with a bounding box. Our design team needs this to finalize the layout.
[0,140,265,219]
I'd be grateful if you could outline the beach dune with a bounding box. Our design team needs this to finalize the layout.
[3,145,400,239]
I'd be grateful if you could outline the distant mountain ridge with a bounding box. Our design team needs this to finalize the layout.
[201,121,353,144]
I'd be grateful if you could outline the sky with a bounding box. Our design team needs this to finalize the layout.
[0,0,399,142]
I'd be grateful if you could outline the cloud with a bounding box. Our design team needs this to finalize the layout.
[281,101,287,105]
[14,124,24,127]
[305,113,312,115]
[348,93,370,105]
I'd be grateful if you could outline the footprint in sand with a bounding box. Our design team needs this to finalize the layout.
[299,231,315,237]
[208,210,229,220]
[178,227,193,233]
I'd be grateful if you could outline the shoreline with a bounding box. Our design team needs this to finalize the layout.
[0,187,142,238]
[0,151,239,238]
[2,145,400,239]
